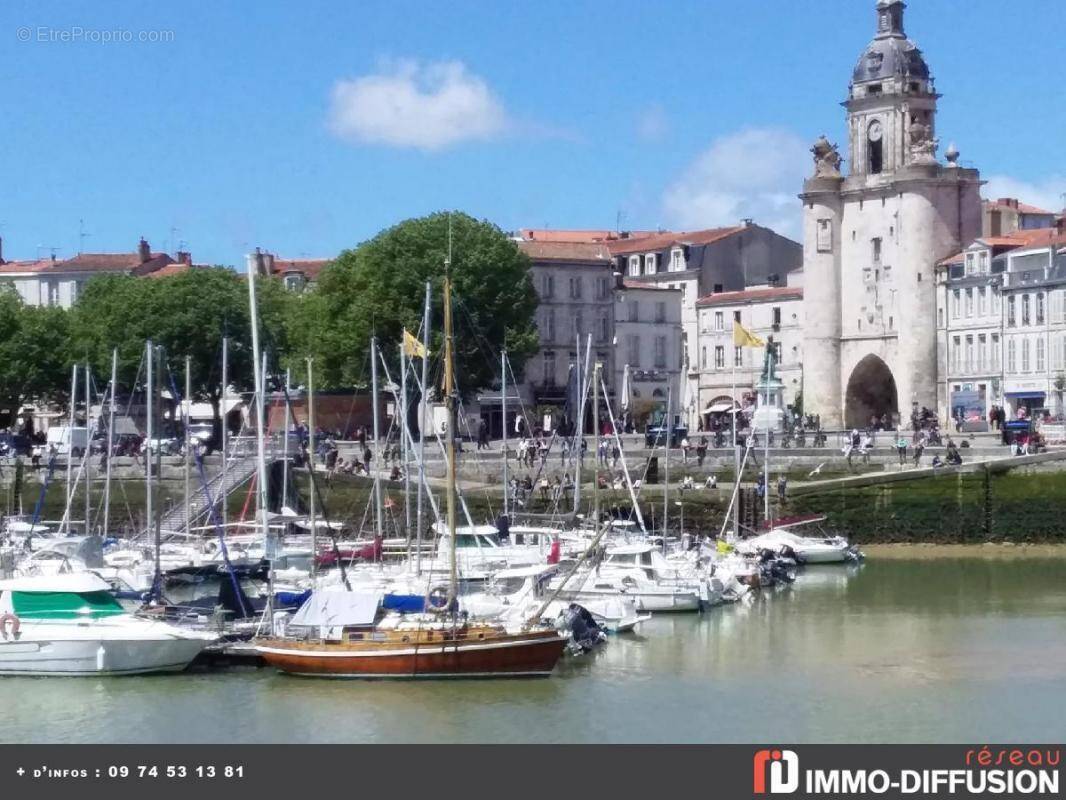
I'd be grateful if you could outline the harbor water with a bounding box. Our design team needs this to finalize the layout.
[3,550,1065,743]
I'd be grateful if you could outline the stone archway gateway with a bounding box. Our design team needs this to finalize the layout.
[845,354,898,429]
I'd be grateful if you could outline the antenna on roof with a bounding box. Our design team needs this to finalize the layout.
[36,245,60,260]
[616,209,627,233]
[168,226,181,255]
[78,219,91,255]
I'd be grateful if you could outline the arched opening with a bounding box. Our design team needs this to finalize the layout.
[845,354,898,429]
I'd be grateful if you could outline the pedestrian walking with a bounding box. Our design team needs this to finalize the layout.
[895,431,908,466]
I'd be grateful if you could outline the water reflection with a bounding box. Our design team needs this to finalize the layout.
[2,555,1064,743]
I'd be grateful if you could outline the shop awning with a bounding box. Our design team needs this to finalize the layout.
[1005,392,1046,399]
[704,402,738,413]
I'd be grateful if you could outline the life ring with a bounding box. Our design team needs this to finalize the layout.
[426,586,450,612]
[0,613,21,640]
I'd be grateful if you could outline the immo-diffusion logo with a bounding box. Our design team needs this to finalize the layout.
[754,749,800,794]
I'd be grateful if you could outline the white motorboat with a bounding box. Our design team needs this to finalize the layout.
[550,565,702,613]
[0,573,215,676]
[461,565,650,633]
[737,529,860,564]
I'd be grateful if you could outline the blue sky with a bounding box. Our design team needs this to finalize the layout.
[1,0,1063,266]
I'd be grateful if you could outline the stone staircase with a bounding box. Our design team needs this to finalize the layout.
[148,437,279,539]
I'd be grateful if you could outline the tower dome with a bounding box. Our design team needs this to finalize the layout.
[851,1,930,86]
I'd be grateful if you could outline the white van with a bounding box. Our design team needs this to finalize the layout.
[45,426,89,457]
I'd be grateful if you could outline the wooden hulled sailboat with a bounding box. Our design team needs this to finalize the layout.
[254,268,567,678]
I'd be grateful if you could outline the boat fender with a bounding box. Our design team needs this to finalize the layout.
[426,586,450,611]
[0,613,20,640]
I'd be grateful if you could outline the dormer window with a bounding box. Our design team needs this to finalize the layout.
[670,248,684,272]
[644,253,658,275]
[628,255,640,276]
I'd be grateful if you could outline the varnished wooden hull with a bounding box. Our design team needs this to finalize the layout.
[255,630,568,678]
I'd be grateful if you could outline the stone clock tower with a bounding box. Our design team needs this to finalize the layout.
[800,0,983,429]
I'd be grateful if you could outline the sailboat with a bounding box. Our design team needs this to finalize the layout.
[254,265,568,678]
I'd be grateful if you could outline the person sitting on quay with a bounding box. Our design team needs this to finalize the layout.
[705,473,718,490]
[945,438,962,466]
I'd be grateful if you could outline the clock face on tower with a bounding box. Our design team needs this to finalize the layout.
[868,120,883,142]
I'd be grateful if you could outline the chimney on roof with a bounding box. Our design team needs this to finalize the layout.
[742,218,754,227]
[0,236,4,264]
[177,250,192,266]
[138,237,151,263]
[998,198,1019,210]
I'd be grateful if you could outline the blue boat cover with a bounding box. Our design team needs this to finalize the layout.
[382,593,426,612]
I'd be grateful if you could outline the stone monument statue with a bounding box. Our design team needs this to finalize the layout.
[811,135,843,178]
[908,118,938,165]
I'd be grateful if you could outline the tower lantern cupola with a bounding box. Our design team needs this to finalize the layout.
[876,0,905,38]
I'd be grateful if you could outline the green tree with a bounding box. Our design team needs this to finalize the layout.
[0,287,72,425]
[296,211,540,394]
[70,267,293,430]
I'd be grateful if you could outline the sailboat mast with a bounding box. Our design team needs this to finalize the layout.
[184,355,191,535]
[84,361,91,534]
[592,360,600,530]
[444,275,458,608]
[282,367,290,512]
[144,342,158,588]
[501,348,508,518]
[103,348,117,535]
[246,257,273,560]
[307,357,317,582]
[154,346,164,584]
[415,281,431,577]
[221,335,229,530]
[663,383,671,539]
[400,343,411,535]
[65,364,76,531]
[371,336,384,540]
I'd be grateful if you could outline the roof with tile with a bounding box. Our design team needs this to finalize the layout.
[695,285,803,307]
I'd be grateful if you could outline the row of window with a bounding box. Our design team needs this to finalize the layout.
[540,337,670,381]
[703,307,783,333]
[949,286,999,320]
[949,333,1066,375]
[626,249,686,277]
[539,274,611,301]
[949,333,1001,374]
[540,310,611,344]
[948,288,1066,328]
[700,343,785,371]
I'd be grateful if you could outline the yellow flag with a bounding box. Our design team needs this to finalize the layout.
[403,329,427,358]
[716,539,734,555]
[733,321,765,348]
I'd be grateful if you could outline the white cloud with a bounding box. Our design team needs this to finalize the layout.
[327,59,509,152]
[662,127,809,238]
[982,174,1066,214]
[636,104,669,142]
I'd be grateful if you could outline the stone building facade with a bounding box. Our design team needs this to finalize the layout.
[607,223,801,429]
[695,276,804,426]
[614,281,683,425]
[801,0,983,429]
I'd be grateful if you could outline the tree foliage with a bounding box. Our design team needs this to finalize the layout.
[69,268,294,412]
[0,287,72,420]
[291,211,540,394]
